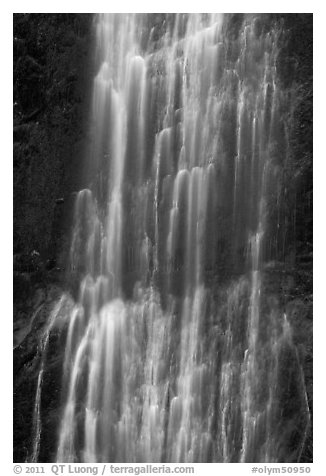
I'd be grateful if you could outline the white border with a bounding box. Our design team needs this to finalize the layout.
[2,3,323,474]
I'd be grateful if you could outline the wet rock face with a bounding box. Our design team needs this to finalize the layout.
[13,283,68,462]
[261,262,313,462]
[13,14,312,463]
[14,16,93,460]
[13,254,68,462]
[13,14,93,261]
[13,251,64,348]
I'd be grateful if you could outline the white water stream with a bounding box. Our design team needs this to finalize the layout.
[32,14,310,463]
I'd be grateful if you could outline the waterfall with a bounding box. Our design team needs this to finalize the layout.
[30,295,73,462]
[33,13,310,463]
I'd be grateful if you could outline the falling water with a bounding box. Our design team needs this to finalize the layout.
[34,14,310,463]
[30,295,73,462]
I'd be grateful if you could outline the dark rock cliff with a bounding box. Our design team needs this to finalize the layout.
[13,13,94,462]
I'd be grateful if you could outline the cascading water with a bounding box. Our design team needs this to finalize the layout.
[33,13,310,463]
